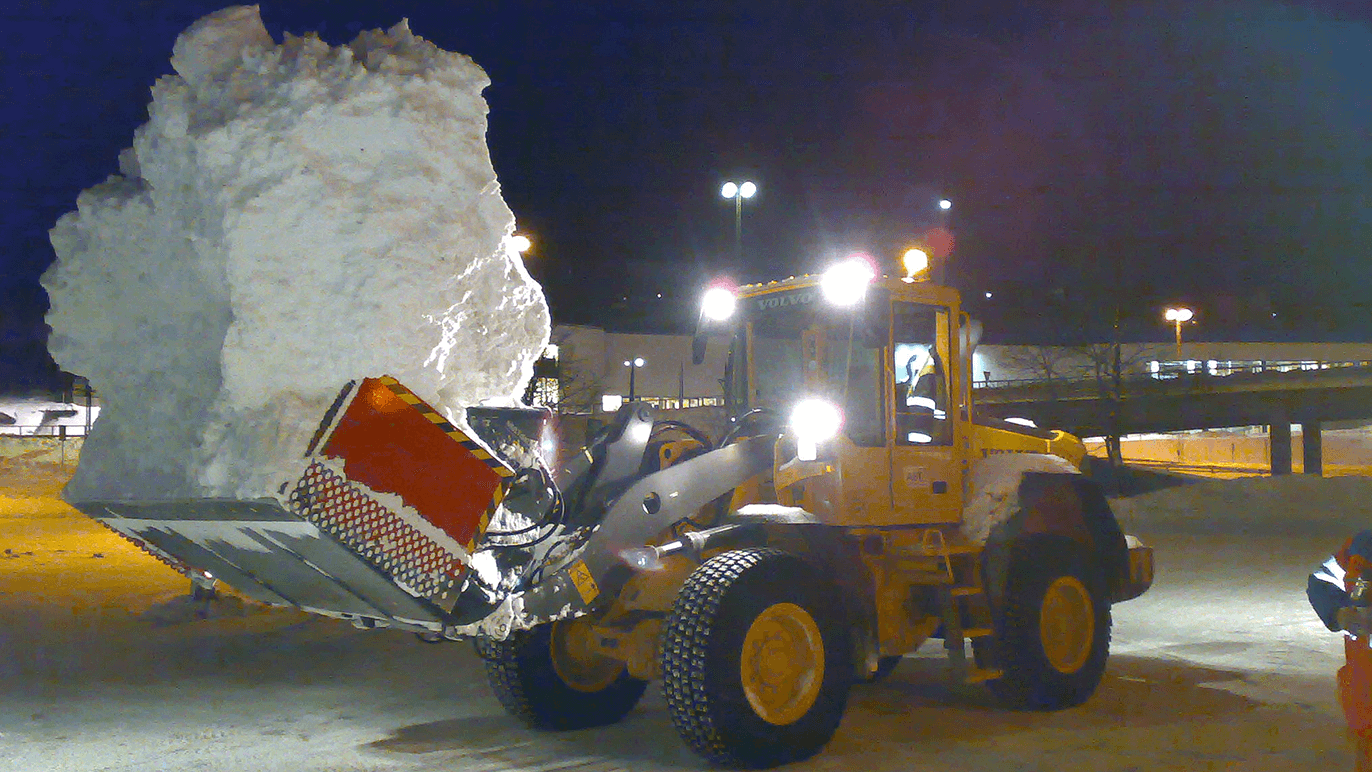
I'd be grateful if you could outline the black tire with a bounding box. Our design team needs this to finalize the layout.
[476,621,647,730]
[979,537,1111,710]
[661,548,852,768]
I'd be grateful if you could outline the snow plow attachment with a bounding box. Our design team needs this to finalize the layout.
[73,377,774,639]
[72,377,541,632]
[87,498,453,627]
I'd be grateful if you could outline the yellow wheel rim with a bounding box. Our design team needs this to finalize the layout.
[549,619,624,693]
[1039,576,1095,675]
[739,602,826,726]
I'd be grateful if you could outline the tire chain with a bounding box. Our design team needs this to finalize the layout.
[661,547,785,766]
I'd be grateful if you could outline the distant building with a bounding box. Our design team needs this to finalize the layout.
[530,325,728,414]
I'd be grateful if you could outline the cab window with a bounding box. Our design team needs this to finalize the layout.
[893,302,951,445]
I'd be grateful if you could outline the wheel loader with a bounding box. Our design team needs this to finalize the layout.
[72,254,1153,768]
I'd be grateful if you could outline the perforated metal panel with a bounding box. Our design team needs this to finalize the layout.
[289,461,467,605]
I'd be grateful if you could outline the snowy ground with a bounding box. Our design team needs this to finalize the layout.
[0,460,1363,771]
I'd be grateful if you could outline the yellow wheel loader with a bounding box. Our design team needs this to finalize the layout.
[465,258,1152,766]
[75,255,1152,769]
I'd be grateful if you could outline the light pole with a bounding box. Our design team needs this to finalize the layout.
[624,357,645,402]
[1164,307,1194,359]
[720,181,757,264]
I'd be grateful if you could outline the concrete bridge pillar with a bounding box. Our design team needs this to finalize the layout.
[1302,420,1323,477]
[1270,416,1292,476]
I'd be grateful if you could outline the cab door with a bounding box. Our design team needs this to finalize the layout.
[806,317,891,525]
[890,301,964,524]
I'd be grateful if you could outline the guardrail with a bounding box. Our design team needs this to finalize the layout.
[974,359,1372,392]
[0,424,93,438]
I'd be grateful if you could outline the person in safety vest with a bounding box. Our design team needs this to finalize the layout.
[1309,530,1372,771]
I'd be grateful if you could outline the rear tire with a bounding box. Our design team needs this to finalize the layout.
[661,548,852,768]
[476,620,646,730]
[979,538,1111,710]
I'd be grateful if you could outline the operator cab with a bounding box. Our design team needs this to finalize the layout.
[697,257,969,527]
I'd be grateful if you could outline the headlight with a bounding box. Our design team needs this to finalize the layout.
[789,399,842,461]
[700,286,737,321]
[820,255,876,306]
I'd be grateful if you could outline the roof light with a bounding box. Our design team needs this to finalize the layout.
[701,286,737,322]
[821,255,876,306]
[902,248,929,281]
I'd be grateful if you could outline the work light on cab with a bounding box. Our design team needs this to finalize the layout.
[790,398,842,461]
[821,255,876,306]
[701,286,737,322]
[902,248,930,282]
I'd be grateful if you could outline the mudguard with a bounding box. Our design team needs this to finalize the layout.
[980,472,1136,607]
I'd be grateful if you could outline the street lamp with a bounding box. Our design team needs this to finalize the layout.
[720,180,757,264]
[1164,307,1194,359]
[938,198,952,210]
[624,357,645,402]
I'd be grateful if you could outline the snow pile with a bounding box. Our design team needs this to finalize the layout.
[960,453,1080,543]
[42,7,549,503]
[1112,474,1372,538]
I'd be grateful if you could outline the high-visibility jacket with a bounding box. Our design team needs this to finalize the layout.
[1309,531,1372,630]
[1309,530,1372,739]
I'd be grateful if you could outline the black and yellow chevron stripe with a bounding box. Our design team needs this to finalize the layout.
[376,376,513,551]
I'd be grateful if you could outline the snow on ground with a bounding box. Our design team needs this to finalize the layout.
[0,466,1362,770]
[41,6,548,504]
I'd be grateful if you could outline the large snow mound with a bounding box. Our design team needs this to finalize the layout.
[42,6,549,503]
[1112,475,1372,538]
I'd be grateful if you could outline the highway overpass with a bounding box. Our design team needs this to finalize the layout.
[975,362,1372,475]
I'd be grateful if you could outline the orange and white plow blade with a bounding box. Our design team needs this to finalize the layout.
[76,376,526,630]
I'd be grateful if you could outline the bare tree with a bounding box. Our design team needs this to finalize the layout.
[1077,342,1161,385]
[1003,344,1077,387]
[1073,340,1165,472]
[543,327,605,416]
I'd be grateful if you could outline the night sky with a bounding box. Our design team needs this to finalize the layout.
[5,0,1372,391]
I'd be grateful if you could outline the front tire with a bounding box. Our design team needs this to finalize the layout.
[980,537,1111,710]
[661,548,852,768]
[476,619,646,730]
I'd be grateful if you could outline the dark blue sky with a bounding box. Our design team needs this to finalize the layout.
[4,1,1372,390]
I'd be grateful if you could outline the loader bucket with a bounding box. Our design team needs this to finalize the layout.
[81,498,449,627]
[71,377,542,630]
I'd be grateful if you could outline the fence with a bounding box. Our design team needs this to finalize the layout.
[0,401,99,437]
